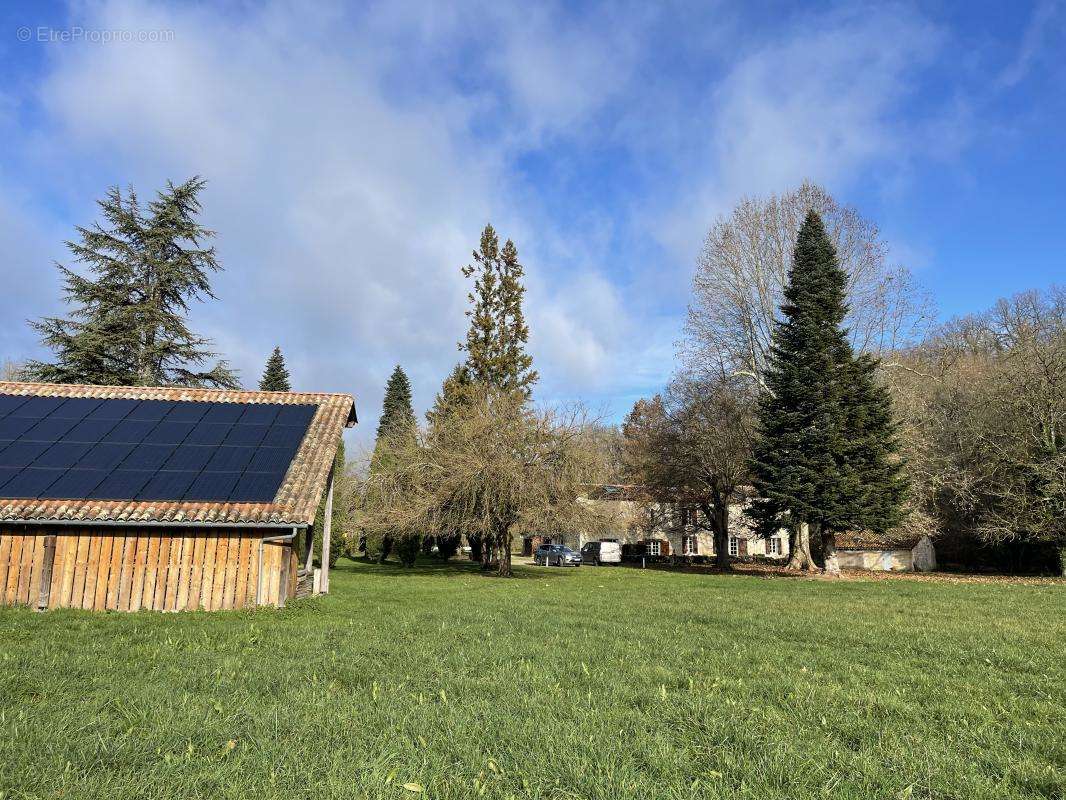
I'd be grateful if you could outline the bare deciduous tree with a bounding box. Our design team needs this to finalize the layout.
[359,387,610,577]
[683,182,931,388]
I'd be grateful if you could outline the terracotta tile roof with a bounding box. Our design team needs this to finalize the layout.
[835,530,924,551]
[0,381,356,526]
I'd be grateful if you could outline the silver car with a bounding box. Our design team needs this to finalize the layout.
[534,544,582,566]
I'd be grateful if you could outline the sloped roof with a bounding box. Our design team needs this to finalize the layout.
[835,531,924,551]
[0,382,355,526]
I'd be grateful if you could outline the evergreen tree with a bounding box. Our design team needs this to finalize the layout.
[375,365,417,445]
[258,346,291,391]
[748,211,904,573]
[25,177,238,388]
[425,363,470,432]
[459,224,537,394]
[369,365,418,564]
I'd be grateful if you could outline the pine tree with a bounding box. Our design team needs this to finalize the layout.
[748,211,906,574]
[748,211,855,570]
[25,178,238,388]
[368,366,418,564]
[425,363,470,432]
[375,365,417,445]
[459,224,537,394]
[258,347,291,391]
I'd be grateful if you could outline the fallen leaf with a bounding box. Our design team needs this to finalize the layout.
[402,783,424,793]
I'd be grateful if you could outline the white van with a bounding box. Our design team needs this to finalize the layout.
[580,540,622,565]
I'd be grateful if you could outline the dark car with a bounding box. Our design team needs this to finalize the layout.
[533,543,582,566]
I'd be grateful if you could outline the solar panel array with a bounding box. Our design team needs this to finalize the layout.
[0,394,317,503]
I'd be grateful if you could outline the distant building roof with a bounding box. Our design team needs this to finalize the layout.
[0,382,355,526]
[835,531,925,551]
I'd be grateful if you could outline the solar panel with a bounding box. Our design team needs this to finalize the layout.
[127,400,176,421]
[19,417,80,442]
[184,423,232,446]
[0,396,30,417]
[223,424,268,447]
[39,469,107,499]
[102,419,159,444]
[0,467,65,498]
[0,442,52,469]
[161,445,215,471]
[185,471,241,502]
[35,442,95,469]
[137,470,198,501]
[230,471,284,502]
[48,397,104,419]
[0,394,318,503]
[7,397,66,418]
[90,469,155,500]
[0,417,36,439]
[124,443,178,470]
[204,446,256,472]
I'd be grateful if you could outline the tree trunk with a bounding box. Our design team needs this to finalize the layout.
[480,536,494,571]
[708,504,731,571]
[785,521,818,571]
[1059,545,1066,578]
[821,525,840,576]
[377,535,393,564]
[497,538,513,577]
[468,534,483,562]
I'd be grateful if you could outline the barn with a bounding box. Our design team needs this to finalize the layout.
[0,381,355,611]
[835,531,937,572]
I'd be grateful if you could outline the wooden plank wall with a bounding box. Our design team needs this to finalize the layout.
[0,528,292,612]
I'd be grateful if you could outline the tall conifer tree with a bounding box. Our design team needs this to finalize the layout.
[749,211,905,573]
[258,347,291,391]
[459,224,537,395]
[25,177,238,388]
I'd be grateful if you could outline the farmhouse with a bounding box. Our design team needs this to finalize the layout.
[0,382,355,611]
[524,485,791,560]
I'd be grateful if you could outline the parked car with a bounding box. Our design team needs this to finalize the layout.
[581,540,622,566]
[534,544,582,566]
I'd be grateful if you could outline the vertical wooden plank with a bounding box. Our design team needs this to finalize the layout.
[38,535,58,610]
[93,535,115,611]
[163,535,183,611]
[175,534,196,610]
[246,534,261,607]
[69,535,90,609]
[211,535,230,611]
[265,543,280,606]
[128,535,150,612]
[48,535,69,609]
[80,536,101,610]
[15,534,34,605]
[187,535,206,610]
[7,536,26,605]
[0,534,12,603]
[200,536,218,610]
[117,535,138,611]
[233,535,252,609]
[221,533,239,610]
[105,536,126,610]
[141,536,161,611]
[151,536,171,610]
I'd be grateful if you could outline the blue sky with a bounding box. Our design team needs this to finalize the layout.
[0,1,1063,449]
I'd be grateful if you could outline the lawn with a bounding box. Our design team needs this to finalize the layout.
[1,559,1063,800]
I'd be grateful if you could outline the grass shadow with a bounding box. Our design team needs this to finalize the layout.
[332,557,567,581]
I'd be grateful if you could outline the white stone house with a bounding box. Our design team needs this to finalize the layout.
[835,531,937,572]
[524,485,790,560]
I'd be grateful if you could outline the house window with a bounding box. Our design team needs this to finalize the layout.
[682,535,698,555]
[680,507,696,526]
[767,538,782,556]
[728,537,739,556]
[645,540,662,556]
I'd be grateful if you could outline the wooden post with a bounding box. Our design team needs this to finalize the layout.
[37,534,57,610]
[321,467,334,594]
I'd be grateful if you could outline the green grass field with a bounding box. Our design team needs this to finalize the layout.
[1,559,1063,800]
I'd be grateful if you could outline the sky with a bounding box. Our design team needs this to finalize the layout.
[0,0,1063,450]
